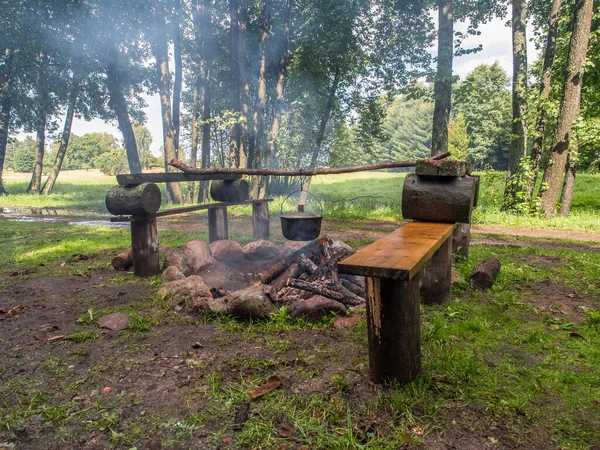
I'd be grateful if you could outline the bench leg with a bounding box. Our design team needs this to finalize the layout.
[208,206,228,243]
[420,235,453,305]
[452,223,471,259]
[130,216,160,277]
[252,201,269,239]
[365,273,422,384]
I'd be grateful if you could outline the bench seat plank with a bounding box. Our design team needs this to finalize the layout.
[338,221,455,281]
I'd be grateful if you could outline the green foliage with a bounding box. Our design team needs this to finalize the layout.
[454,63,512,169]
[6,136,36,172]
[61,133,120,170]
[448,112,469,161]
[94,149,128,176]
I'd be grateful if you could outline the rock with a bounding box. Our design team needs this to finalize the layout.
[331,240,353,254]
[243,240,279,260]
[158,275,212,313]
[163,249,190,276]
[208,285,278,319]
[97,313,132,331]
[280,240,311,257]
[162,265,186,282]
[288,296,347,321]
[333,314,363,329]
[183,240,215,273]
[209,240,244,263]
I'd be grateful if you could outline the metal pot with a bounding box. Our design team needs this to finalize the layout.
[280,191,323,241]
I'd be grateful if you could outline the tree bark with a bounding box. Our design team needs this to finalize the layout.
[154,0,183,204]
[502,0,528,210]
[27,52,49,194]
[266,0,291,170]
[238,0,250,168]
[558,142,577,216]
[172,1,183,155]
[42,77,78,195]
[106,46,142,174]
[528,0,562,199]
[539,0,594,215]
[251,0,270,198]
[431,0,453,157]
[229,0,241,168]
[0,48,14,196]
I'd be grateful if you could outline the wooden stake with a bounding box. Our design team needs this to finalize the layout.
[208,206,228,242]
[252,201,269,239]
[130,216,159,277]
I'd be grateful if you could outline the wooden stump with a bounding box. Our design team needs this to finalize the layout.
[106,183,161,216]
[210,179,250,202]
[420,235,453,304]
[130,216,159,277]
[452,223,471,259]
[402,174,476,223]
[470,258,501,289]
[208,206,228,242]
[365,274,422,384]
[252,201,269,239]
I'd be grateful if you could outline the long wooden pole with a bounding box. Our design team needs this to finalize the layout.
[170,152,450,177]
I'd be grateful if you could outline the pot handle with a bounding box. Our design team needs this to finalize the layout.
[280,190,323,216]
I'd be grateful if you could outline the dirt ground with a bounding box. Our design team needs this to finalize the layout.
[1,214,599,449]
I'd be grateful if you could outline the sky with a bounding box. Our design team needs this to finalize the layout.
[30,14,541,156]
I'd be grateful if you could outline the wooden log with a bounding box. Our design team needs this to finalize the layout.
[111,247,133,271]
[271,262,303,293]
[252,201,269,239]
[210,179,250,202]
[402,174,476,223]
[470,257,501,289]
[415,159,471,177]
[116,172,242,185]
[366,274,422,384]
[340,278,365,298]
[130,216,160,277]
[452,223,471,259]
[420,234,453,304]
[336,283,365,307]
[299,253,318,273]
[259,238,324,284]
[208,206,228,242]
[169,152,450,176]
[286,279,345,302]
[106,183,162,216]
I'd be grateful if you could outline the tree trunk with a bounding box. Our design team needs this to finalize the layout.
[502,0,528,210]
[238,0,250,169]
[558,141,577,217]
[154,0,183,204]
[300,66,341,204]
[0,48,14,196]
[431,0,453,157]
[528,0,562,199]
[172,1,183,156]
[106,47,142,174]
[27,52,49,194]
[229,0,241,168]
[266,0,291,171]
[42,72,79,195]
[539,0,594,216]
[251,0,270,198]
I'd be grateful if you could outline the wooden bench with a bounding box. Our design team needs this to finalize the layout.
[106,174,273,277]
[338,221,455,384]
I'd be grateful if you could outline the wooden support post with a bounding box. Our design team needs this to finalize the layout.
[420,235,453,305]
[452,223,471,259]
[208,206,228,242]
[252,201,269,239]
[365,274,422,384]
[130,216,159,277]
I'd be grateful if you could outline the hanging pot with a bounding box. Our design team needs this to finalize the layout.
[280,191,323,241]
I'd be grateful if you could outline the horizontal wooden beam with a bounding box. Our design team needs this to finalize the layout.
[116,172,242,185]
[109,199,273,222]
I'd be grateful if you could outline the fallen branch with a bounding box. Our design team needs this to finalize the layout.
[170,153,450,177]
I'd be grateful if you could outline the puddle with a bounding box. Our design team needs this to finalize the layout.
[1,207,127,228]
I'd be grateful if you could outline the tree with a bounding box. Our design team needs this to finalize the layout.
[502,0,529,211]
[454,63,512,169]
[448,112,468,161]
[431,0,453,157]
[95,148,128,175]
[539,0,595,216]
[132,123,154,169]
[8,136,36,172]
